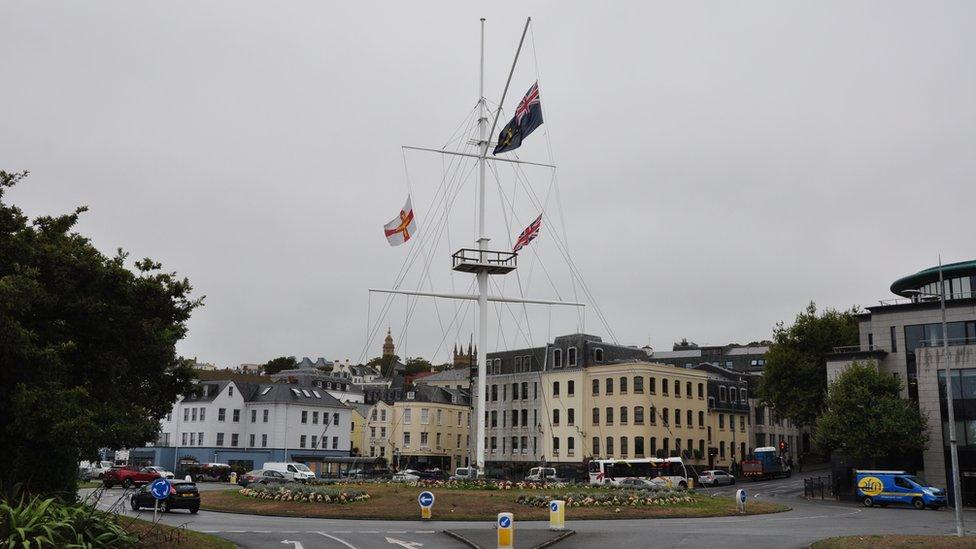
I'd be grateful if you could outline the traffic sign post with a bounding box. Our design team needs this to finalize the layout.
[736,488,747,514]
[497,512,514,549]
[418,491,435,520]
[549,500,565,530]
[149,478,171,522]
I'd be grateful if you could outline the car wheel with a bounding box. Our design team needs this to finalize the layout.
[130,497,139,511]
[731,478,736,485]
[862,496,874,507]
[103,482,114,489]
[122,478,133,489]
[190,506,199,514]
[912,498,925,510]
[678,481,687,490]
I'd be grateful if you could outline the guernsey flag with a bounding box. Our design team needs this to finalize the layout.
[384,196,418,246]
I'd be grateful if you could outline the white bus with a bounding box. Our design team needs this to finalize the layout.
[588,458,689,489]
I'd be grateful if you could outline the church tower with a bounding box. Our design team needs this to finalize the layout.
[383,328,395,358]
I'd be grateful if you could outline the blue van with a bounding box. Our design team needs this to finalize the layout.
[855,470,947,510]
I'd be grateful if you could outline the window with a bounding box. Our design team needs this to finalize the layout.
[552,437,560,455]
[403,432,411,447]
[381,409,387,421]
[674,379,680,396]
[263,409,269,423]
[190,432,195,445]
[568,408,575,426]
[650,437,657,455]
[534,383,538,399]
[649,406,657,424]
[620,377,628,394]
[371,409,377,421]
[620,406,628,424]
[491,410,497,427]
[261,434,267,448]
[687,409,692,426]
[218,408,226,421]
[515,356,522,371]
[249,434,255,447]
[553,409,560,425]
[720,441,725,458]
[228,385,234,397]
[553,349,563,368]
[708,396,715,408]
[606,407,614,424]
[182,433,187,445]
[649,377,656,394]
[891,326,898,352]
[730,387,738,402]
[699,439,705,457]
[381,427,386,437]
[719,414,725,429]
[686,381,692,398]
[490,437,497,451]
[635,406,645,424]
[663,407,669,426]
[200,408,206,421]
[699,411,704,427]
[568,347,577,366]
[605,378,614,395]
[421,408,430,424]
[521,409,528,426]
[521,382,528,399]
[674,408,680,426]
[404,409,412,424]
[191,408,197,421]
[593,348,604,362]
[592,379,600,396]
[233,409,240,422]
[635,436,645,457]
[606,436,614,455]
[491,385,498,401]
[512,409,518,427]
[553,381,560,397]
[313,411,319,424]
[231,433,239,447]
[568,380,575,396]
[620,436,629,456]
[662,378,669,395]
[592,407,600,425]
[634,376,644,393]
[868,333,874,348]
[302,411,308,424]
[420,432,429,446]
[593,437,600,456]
[300,435,307,448]
[741,389,748,403]
[740,415,746,431]
[512,383,518,400]
[755,406,765,425]
[567,436,575,456]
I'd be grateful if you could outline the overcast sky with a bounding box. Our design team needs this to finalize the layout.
[3,1,974,368]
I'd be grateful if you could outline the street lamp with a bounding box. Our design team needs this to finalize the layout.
[904,260,963,537]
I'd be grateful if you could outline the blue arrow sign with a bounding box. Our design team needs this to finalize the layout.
[418,491,435,508]
[499,515,512,528]
[739,489,747,503]
[150,478,171,501]
[550,501,559,512]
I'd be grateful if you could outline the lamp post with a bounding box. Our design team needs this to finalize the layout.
[905,259,963,537]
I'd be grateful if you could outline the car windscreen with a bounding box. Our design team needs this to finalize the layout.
[294,463,311,472]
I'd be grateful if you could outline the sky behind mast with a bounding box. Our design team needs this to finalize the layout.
[2,1,974,367]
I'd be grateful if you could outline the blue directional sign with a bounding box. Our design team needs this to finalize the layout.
[550,501,559,512]
[150,478,171,501]
[418,491,435,508]
[739,489,747,503]
[498,515,512,528]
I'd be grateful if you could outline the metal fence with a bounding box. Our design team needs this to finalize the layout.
[804,475,834,500]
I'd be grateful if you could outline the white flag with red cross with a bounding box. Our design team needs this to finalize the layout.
[383,196,418,246]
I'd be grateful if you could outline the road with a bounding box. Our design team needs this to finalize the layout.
[85,475,976,548]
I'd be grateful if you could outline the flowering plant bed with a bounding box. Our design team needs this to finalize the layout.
[239,484,370,504]
[409,479,570,491]
[517,490,696,508]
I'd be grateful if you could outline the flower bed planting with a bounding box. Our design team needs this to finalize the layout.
[517,490,696,508]
[239,484,370,504]
[407,479,571,490]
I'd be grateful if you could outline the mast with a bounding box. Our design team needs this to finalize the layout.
[475,17,488,473]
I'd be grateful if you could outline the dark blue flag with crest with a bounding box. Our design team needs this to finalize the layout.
[493,82,543,155]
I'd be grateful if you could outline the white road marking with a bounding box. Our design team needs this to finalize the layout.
[414,530,435,534]
[318,532,358,549]
[281,541,304,549]
[385,537,424,548]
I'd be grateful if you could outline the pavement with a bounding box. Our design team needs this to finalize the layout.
[83,474,976,548]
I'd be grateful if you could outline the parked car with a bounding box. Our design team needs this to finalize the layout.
[856,470,946,510]
[179,463,232,482]
[418,469,449,481]
[450,467,482,481]
[144,466,175,479]
[392,469,421,482]
[238,469,288,487]
[698,470,736,487]
[102,466,162,489]
[130,481,200,514]
[262,462,315,482]
[618,478,662,490]
[525,467,558,482]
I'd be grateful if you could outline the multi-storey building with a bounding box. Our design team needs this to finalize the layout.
[692,364,751,467]
[827,259,976,504]
[417,367,471,391]
[364,385,471,471]
[271,359,364,403]
[133,379,352,476]
[480,334,743,474]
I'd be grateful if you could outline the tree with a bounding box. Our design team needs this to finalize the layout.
[0,171,201,497]
[262,356,297,375]
[814,362,928,462]
[367,354,401,378]
[758,302,859,428]
[405,358,432,376]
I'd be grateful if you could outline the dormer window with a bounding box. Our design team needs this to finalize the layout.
[228,386,234,397]
[568,347,577,367]
[593,348,604,363]
[407,391,416,400]
[553,349,563,369]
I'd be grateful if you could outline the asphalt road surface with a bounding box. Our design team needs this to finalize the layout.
[86,476,976,548]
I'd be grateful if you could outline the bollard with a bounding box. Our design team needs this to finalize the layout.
[736,488,747,514]
[687,477,694,490]
[185,474,192,482]
[418,490,435,520]
[497,512,514,549]
[229,472,237,484]
[549,500,565,531]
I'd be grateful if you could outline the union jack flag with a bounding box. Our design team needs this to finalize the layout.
[513,214,543,252]
[493,81,544,155]
[515,82,540,125]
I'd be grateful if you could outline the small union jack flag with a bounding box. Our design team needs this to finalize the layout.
[513,214,543,252]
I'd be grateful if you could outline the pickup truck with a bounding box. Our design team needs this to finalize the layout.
[102,466,162,489]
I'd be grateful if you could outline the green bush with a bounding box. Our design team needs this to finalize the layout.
[0,493,136,548]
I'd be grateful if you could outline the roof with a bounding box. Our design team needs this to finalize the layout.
[181,380,231,403]
[247,383,346,408]
[890,260,976,297]
[417,367,470,382]
[725,346,769,356]
[650,349,703,359]
[402,384,471,406]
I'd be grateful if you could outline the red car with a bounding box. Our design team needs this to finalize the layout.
[102,466,162,489]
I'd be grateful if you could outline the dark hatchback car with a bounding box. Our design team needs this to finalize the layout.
[130,481,200,513]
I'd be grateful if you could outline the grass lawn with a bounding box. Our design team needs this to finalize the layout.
[78,481,102,489]
[119,516,236,548]
[812,535,976,548]
[201,484,787,521]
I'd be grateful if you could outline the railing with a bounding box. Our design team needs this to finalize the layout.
[804,475,834,500]
[831,344,880,353]
[919,337,976,348]
[451,248,517,268]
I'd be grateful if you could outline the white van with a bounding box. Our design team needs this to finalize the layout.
[525,467,558,482]
[263,462,315,481]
